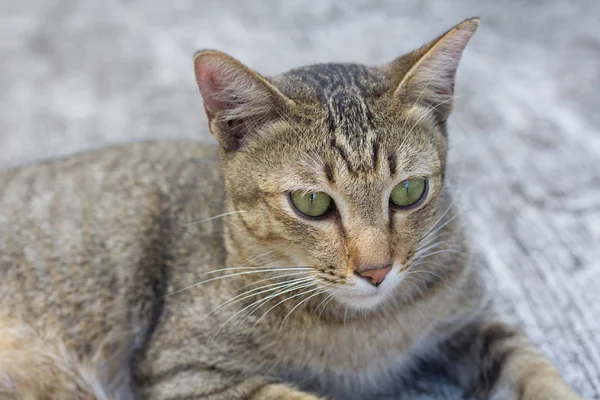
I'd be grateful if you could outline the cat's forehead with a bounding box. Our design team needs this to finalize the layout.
[271,63,395,174]
[271,63,389,103]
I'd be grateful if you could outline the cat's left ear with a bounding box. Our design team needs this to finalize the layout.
[388,18,479,122]
[193,50,295,151]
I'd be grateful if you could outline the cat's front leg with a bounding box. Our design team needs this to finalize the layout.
[139,373,325,400]
[439,318,581,400]
[252,383,325,400]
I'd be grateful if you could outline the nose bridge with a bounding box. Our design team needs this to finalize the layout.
[347,223,391,270]
[343,178,390,270]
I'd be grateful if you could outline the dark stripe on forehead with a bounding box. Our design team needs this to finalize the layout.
[281,64,385,130]
[372,140,380,170]
[281,63,385,100]
[323,162,335,184]
[329,91,371,149]
[330,137,355,175]
[387,152,397,176]
[276,63,389,174]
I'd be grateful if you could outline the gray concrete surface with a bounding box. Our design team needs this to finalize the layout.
[0,0,599,398]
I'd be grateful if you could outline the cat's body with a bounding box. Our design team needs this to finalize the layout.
[0,19,581,400]
[0,140,474,399]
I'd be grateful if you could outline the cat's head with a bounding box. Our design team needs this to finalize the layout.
[194,19,478,311]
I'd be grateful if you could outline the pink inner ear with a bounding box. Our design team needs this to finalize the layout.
[195,68,227,112]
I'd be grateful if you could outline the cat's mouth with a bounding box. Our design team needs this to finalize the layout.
[331,264,405,311]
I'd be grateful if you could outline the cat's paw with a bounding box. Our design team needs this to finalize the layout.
[519,379,582,400]
[252,383,325,400]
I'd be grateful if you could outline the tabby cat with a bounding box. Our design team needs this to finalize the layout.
[0,18,581,400]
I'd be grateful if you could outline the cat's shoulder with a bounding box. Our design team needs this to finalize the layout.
[5,140,217,171]
[0,140,224,221]
[0,140,220,184]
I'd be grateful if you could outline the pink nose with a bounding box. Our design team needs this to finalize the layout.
[357,265,392,286]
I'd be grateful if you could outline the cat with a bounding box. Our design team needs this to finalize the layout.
[0,18,581,400]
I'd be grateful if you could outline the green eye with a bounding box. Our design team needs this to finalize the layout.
[290,191,333,218]
[390,179,427,208]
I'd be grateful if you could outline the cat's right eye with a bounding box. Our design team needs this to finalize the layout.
[289,191,333,218]
[390,179,428,209]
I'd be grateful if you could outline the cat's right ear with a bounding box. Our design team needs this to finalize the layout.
[194,50,294,151]
[387,18,479,123]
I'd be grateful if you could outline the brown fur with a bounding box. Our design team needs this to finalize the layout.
[0,18,580,399]
[0,314,97,400]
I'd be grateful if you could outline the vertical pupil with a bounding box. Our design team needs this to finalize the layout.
[310,193,316,202]
[403,181,409,190]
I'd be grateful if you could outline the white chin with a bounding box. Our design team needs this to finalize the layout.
[334,290,389,311]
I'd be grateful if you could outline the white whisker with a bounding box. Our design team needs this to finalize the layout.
[249,284,321,332]
[166,268,311,298]
[415,248,466,260]
[405,94,467,138]
[239,280,319,328]
[419,230,455,244]
[419,155,471,243]
[420,210,461,245]
[204,276,313,318]
[421,200,457,241]
[415,239,456,254]
[280,287,330,330]
[235,270,309,292]
[400,77,436,133]
[315,289,341,319]
[402,276,426,299]
[201,265,311,276]
[209,280,316,339]
[240,250,278,267]
[185,210,247,227]
[406,269,447,285]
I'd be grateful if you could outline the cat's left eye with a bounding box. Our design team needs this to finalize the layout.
[390,179,428,209]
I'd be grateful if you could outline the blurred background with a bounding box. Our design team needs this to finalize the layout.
[0,0,599,397]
